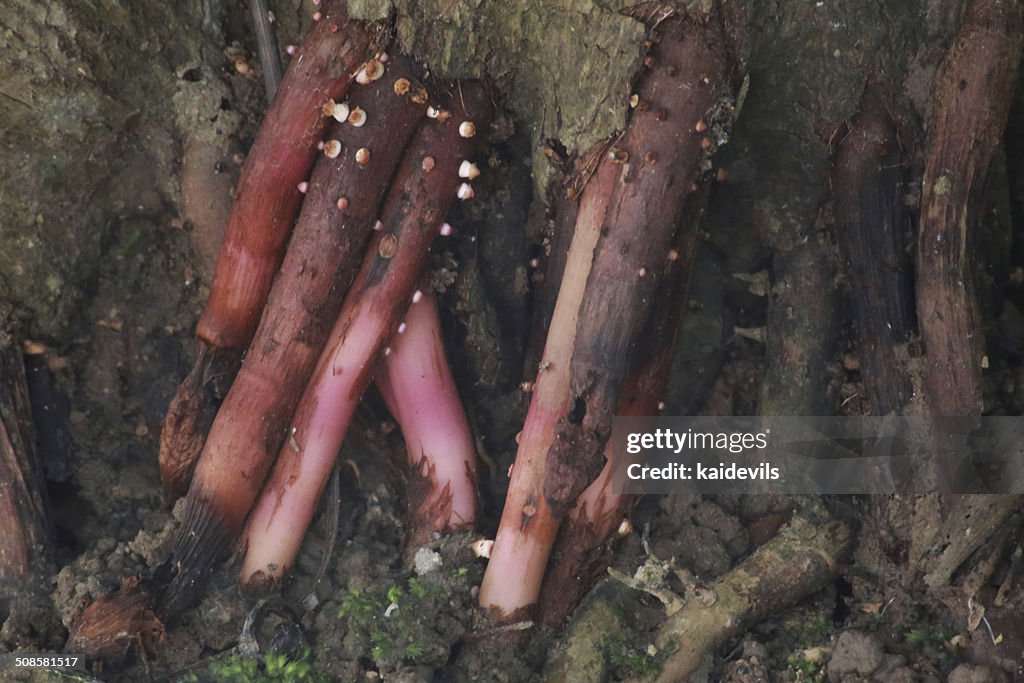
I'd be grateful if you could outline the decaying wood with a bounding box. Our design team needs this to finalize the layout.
[160,0,372,499]
[831,87,914,416]
[915,0,1022,417]
[158,57,428,614]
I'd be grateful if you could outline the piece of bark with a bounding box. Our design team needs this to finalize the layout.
[160,0,372,499]
[831,87,914,416]
[157,58,428,615]
[915,0,1023,417]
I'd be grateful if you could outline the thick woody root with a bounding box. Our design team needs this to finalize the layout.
[480,10,736,620]
[652,518,848,682]
[915,0,1022,417]
[160,0,372,500]
[239,86,491,593]
[538,185,709,627]
[546,518,848,683]
[157,58,429,616]
[906,0,1022,591]
[830,87,914,416]
[376,291,478,550]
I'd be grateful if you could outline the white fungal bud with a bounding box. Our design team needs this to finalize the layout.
[312,11,322,21]
[458,160,480,180]
[617,518,633,537]
[297,181,309,193]
[348,107,366,127]
[427,106,440,119]
[285,44,297,56]
[323,139,342,158]
[316,140,325,150]
[331,101,350,122]
[397,322,407,334]
[422,156,435,172]
[384,346,392,356]
[337,197,349,210]
[412,290,423,303]
[471,539,494,559]
[458,121,476,138]
[376,51,389,63]
[355,147,370,164]
[356,59,385,85]
[373,220,383,231]
[439,223,453,236]
[457,183,475,200]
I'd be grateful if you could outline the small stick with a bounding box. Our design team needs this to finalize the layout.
[376,290,479,550]
[160,0,371,499]
[249,0,283,99]
[157,57,428,616]
[239,86,491,593]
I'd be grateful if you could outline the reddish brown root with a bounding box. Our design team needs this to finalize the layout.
[160,1,372,498]
[238,85,492,593]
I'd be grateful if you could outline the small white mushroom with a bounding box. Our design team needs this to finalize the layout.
[439,222,453,236]
[348,106,366,127]
[471,539,494,559]
[457,183,474,201]
[323,139,342,158]
[331,101,350,122]
[458,121,476,138]
[412,290,423,303]
[355,59,384,85]
[421,156,435,172]
[458,160,481,180]
[397,322,407,334]
[426,106,440,119]
[355,147,370,164]
[297,181,309,194]
[373,219,383,231]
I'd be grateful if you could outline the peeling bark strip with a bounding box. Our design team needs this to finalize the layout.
[239,85,491,592]
[652,518,849,682]
[377,291,479,550]
[916,0,1023,416]
[831,88,914,416]
[0,342,52,585]
[157,59,428,616]
[160,0,371,498]
[538,184,709,627]
[480,11,736,620]
[544,14,734,514]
